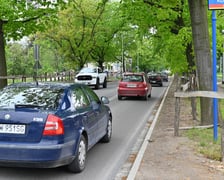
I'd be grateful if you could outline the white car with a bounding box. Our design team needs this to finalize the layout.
[75,67,107,89]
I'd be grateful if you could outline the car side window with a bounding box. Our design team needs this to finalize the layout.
[71,87,90,110]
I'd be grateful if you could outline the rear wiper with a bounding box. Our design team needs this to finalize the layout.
[15,104,43,109]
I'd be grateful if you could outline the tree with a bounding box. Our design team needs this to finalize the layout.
[6,42,33,76]
[42,0,111,70]
[119,0,213,124]
[188,0,213,125]
[119,0,192,73]
[0,0,64,89]
[90,2,126,69]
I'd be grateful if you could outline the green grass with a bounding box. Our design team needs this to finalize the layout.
[184,97,223,161]
[182,92,224,162]
[184,128,222,161]
[220,99,224,118]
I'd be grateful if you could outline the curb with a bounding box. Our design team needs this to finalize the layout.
[126,78,174,180]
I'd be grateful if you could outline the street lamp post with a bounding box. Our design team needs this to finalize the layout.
[121,34,125,73]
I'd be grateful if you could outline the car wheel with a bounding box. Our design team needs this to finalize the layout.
[101,117,112,143]
[144,94,148,101]
[95,78,100,89]
[103,78,107,88]
[118,95,122,100]
[67,135,87,173]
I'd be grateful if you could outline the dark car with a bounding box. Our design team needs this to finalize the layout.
[0,82,112,173]
[148,73,163,86]
[117,72,152,100]
[160,72,168,82]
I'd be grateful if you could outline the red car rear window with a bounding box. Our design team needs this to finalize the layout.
[122,75,143,82]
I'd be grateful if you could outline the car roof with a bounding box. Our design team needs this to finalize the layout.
[5,82,83,90]
[123,72,145,76]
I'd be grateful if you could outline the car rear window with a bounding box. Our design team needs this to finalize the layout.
[0,87,63,110]
[122,75,143,82]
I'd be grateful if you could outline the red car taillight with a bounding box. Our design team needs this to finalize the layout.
[43,114,64,135]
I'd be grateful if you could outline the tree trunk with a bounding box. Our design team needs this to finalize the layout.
[188,0,213,125]
[0,20,7,89]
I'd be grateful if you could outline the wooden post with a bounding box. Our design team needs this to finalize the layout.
[174,97,180,136]
[222,126,224,162]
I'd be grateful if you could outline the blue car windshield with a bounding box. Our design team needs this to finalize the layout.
[0,86,63,110]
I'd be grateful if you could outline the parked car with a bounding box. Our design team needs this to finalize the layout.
[0,82,112,173]
[148,73,163,86]
[75,67,107,89]
[117,72,152,100]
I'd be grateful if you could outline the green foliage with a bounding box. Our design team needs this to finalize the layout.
[39,0,129,70]
[32,0,195,74]
[1,0,64,40]
[6,42,34,76]
[3,0,207,76]
[90,2,126,67]
[117,0,193,73]
[164,31,190,73]
[0,0,66,88]
[41,0,110,69]
[184,128,221,161]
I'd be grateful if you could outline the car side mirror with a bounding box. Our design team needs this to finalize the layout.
[101,96,109,104]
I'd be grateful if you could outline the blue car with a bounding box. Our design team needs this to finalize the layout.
[0,82,112,173]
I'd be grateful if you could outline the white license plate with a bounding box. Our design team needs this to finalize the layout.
[0,124,26,134]
[127,84,136,88]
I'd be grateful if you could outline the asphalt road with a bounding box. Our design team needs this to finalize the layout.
[0,81,168,180]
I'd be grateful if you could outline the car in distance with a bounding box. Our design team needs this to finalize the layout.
[0,82,112,173]
[75,67,107,89]
[148,73,163,86]
[117,72,152,100]
[160,72,169,82]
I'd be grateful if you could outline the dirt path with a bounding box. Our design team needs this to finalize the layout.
[135,78,224,180]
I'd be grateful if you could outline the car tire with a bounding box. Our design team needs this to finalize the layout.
[67,135,87,173]
[144,94,148,101]
[118,95,122,100]
[95,78,100,89]
[101,117,112,143]
[103,78,107,88]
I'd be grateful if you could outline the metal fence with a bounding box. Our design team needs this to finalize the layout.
[0,72,75,84]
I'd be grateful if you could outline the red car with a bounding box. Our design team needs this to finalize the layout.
[117,72,152,100]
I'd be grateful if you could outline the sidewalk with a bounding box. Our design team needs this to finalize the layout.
[130,78,224,180]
